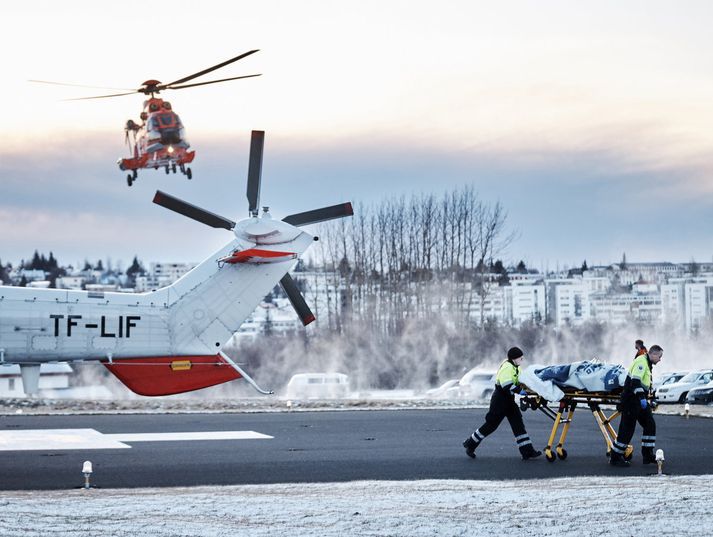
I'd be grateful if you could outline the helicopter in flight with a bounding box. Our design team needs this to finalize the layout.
[31,50,261,187]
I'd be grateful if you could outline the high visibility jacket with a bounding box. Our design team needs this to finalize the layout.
[495,360,519,394]
[624,353,652,398]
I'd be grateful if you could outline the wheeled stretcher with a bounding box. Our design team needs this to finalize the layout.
[519,388,635,462]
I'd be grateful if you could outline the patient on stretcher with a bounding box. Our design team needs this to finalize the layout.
[519,360,628,402]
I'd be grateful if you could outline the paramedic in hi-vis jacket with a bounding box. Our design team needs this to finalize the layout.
[463,347,541,460]
[610,344,663,467]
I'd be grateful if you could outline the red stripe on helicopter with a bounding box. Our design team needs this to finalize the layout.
[103,355,241,396]
[218,248,297,264]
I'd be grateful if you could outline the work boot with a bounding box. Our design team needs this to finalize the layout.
[642,448,656,465]
[609,451,630,467]
[463,436,478,459]
[520,445,542,460]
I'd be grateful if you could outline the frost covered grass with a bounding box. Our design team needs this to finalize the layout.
[1,397,711,419]
[0,476,710,537]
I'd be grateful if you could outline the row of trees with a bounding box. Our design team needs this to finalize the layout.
[297,186,516,336]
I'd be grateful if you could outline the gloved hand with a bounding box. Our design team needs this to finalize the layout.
[519,389,528,396]
[640,398,648,410]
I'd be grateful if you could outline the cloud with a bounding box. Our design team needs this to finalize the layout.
[1,130,712,267]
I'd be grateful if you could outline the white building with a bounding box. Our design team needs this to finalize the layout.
[135,262,198,291]
[510,280,545,325]
[55,276,86,289]
[546,279,589,325]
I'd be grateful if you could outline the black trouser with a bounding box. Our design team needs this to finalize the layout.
[470,387,534,454]
[612,393,656,458]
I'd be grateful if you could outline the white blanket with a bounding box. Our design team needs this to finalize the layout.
[519,361,628,402]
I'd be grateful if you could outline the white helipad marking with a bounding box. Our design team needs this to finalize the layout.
[0,429,273,451]
[0,429,130,451]
[105,431,273,442]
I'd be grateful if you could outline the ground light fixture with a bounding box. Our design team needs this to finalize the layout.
[82,460,93,489]
[655,449,665,476]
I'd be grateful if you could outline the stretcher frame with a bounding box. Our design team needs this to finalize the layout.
[520,388,635,462]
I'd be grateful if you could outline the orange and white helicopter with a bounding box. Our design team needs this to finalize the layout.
[0,130,353,396]
[31,50,261,187]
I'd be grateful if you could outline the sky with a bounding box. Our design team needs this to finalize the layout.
[2,0,713,270]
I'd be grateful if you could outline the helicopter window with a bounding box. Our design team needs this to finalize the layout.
[162,102,172,110]
[149,103,159,112]
[158,114,176,127]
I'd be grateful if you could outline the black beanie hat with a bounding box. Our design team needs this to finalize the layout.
[507,347,524,360]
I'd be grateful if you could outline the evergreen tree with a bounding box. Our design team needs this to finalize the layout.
[126,256,145,278]
[30,250,41,270]
[516,260,527,274]
[581,260,588,272]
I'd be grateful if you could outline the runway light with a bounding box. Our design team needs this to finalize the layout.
[655,449,665,476]
[684,403,690,419]
[82,460,93,489]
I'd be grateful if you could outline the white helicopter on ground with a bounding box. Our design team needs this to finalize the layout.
[0,131,353,396]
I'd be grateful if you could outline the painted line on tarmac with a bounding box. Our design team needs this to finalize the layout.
[0,429,273,451]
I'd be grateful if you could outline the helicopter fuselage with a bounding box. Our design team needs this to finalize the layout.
[119,96,195,184]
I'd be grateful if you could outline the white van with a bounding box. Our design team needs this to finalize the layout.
[285,373,350,399]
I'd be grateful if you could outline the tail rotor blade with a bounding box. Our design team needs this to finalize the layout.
[283,202,354,227]
[280,274,315,326]
[246,130,265,216]
[153,190,236,230]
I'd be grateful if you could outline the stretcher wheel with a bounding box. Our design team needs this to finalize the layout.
[545,449,556,463]
[556,447,568,460]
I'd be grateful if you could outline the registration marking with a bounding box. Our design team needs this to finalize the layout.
[0,429,273,451]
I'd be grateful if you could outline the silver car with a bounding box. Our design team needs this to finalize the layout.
[657,370,713,403]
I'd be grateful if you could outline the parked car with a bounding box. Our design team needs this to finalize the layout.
[686,380,713,405]
[285,373,350,399]
[653,371,688,391]
[458,369,496,400]
[426,379,460,399]
[656,370,713,403]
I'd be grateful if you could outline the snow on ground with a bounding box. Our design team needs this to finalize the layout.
[0,476,710,537]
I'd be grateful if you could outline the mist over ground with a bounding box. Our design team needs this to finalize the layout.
[225,319,713,397]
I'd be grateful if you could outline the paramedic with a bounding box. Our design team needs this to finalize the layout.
[634,339,647,357]
[463,347,542,460]
[610,344,663,467]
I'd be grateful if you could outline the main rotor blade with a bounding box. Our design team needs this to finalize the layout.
[63,91,140,101]
[166,74,262,91]
[29,80,136,91]
[280,274,315,326]
[153,190,236,230]
[283,202,354,227]
[246,130,265,215]
[165,49,260,87]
